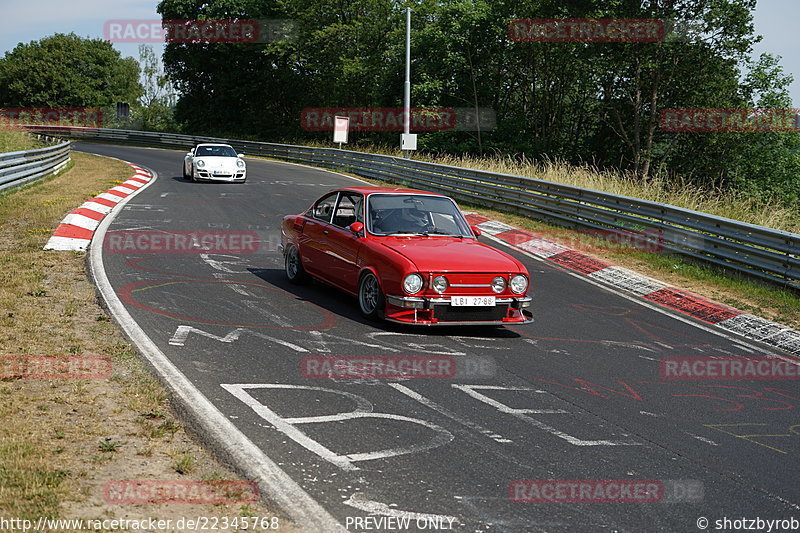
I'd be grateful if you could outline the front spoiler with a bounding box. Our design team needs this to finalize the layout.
[195,175,246,182]
[384,294,533,326]
[383,309,534,326]
[386,295,533,309]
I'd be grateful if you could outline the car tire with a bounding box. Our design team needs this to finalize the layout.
[182,165,188,179]
[358,272,385,321]
[285,245,309,284]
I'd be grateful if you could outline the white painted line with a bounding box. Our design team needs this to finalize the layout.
[343,493,459,524]
[689,434,718,446]
[388,383,515,445]
[109,185,135,195]
[515,237,570,258]
[588,266,667,296]
[222,383,453,469]
[96,192,122,203]
[43,235,90,251]
[89,162,345,531]
[61,213,101,231]
[718,314,788,338]
[452,384,640,446]
[79,201,113,214]
[475,220,515,236]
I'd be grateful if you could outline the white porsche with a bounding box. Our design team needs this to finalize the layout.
[183,143,247,182]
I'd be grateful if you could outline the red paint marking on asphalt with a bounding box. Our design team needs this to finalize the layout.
[549,250,611,275]
[644,288,742,324]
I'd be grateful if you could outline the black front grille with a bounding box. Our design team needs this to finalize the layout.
[433,304,508,322]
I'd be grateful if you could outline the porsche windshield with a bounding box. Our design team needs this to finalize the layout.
[367,194,472,237]
[194,145,237,157]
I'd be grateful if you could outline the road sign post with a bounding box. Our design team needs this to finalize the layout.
[333,115,349,149]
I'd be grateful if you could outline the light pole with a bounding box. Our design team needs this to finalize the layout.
[401,7,415,159]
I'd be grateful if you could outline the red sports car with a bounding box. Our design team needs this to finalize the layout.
[280,186,533,326]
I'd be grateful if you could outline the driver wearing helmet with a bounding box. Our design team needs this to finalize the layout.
[377,207,430,234]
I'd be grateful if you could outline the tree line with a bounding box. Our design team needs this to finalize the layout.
[1,1,798,204]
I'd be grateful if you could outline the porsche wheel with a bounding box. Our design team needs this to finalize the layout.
[182,165,189,179]
[358,272,385,320]
[285,245,308,284]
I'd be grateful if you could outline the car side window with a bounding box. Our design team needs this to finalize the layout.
[314,193,338,223]
[332,193,363,228]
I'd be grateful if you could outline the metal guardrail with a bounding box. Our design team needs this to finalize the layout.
[25,125,800,290]
[0,134,71,193]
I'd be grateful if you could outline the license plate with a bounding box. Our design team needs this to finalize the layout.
[451,296,496,307]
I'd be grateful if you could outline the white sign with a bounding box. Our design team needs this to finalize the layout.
[401,133,417,150]
[333,116,349,144]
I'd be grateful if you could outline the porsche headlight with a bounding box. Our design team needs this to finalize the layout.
[403,273,424,294]
[491,276,506,294]
[237,159,245,168]
[510,274,528,294]
[432,275,448,294]
[196,159,205,168]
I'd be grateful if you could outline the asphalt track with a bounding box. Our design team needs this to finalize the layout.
[78,142,800,532]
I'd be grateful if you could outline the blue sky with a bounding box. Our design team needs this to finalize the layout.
[0,0,798,106]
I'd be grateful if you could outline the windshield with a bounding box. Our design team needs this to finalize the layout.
[194,145,237,157]
[366,194,473,237]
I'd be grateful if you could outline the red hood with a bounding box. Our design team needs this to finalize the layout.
[379,237,523,273]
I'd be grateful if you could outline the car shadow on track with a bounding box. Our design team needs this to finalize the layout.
[248,267,522,339]
[169,175,210,183]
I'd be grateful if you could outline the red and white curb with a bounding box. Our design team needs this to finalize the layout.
[464,213,800,356]
[44,163,153,252]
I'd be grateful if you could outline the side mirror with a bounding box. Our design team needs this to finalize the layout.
[186,151,193,157]
[349,221,364,235]
[238,153,245,158]
[471,225,482,237]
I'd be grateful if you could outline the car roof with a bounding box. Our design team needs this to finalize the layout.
[332,186,446,197]
[194,143,233,148]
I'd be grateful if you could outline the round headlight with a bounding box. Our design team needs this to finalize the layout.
[196,159,205,167]
[432,275,448,293]
[510,274,528,294]
[403,273,424,294]
[491,276,506,294]
[237,159,245,168]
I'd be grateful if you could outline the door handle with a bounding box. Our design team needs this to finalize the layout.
[323,230,329,235]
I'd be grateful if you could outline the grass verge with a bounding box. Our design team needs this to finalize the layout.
[0,152,299,531]
[0,127,44,153]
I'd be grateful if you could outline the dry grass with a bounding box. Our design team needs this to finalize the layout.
[0,126,43,153]
[298,140,800,234]
[0,152,298,530]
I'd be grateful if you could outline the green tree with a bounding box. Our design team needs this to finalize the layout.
[136,45,178,131]
[157,0,799,204]
[0,33,142,107]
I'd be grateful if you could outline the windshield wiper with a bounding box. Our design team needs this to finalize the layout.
[423,230,463,238]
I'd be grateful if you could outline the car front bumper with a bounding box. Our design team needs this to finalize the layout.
[194,169,246,181]
[384,295,533,325]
